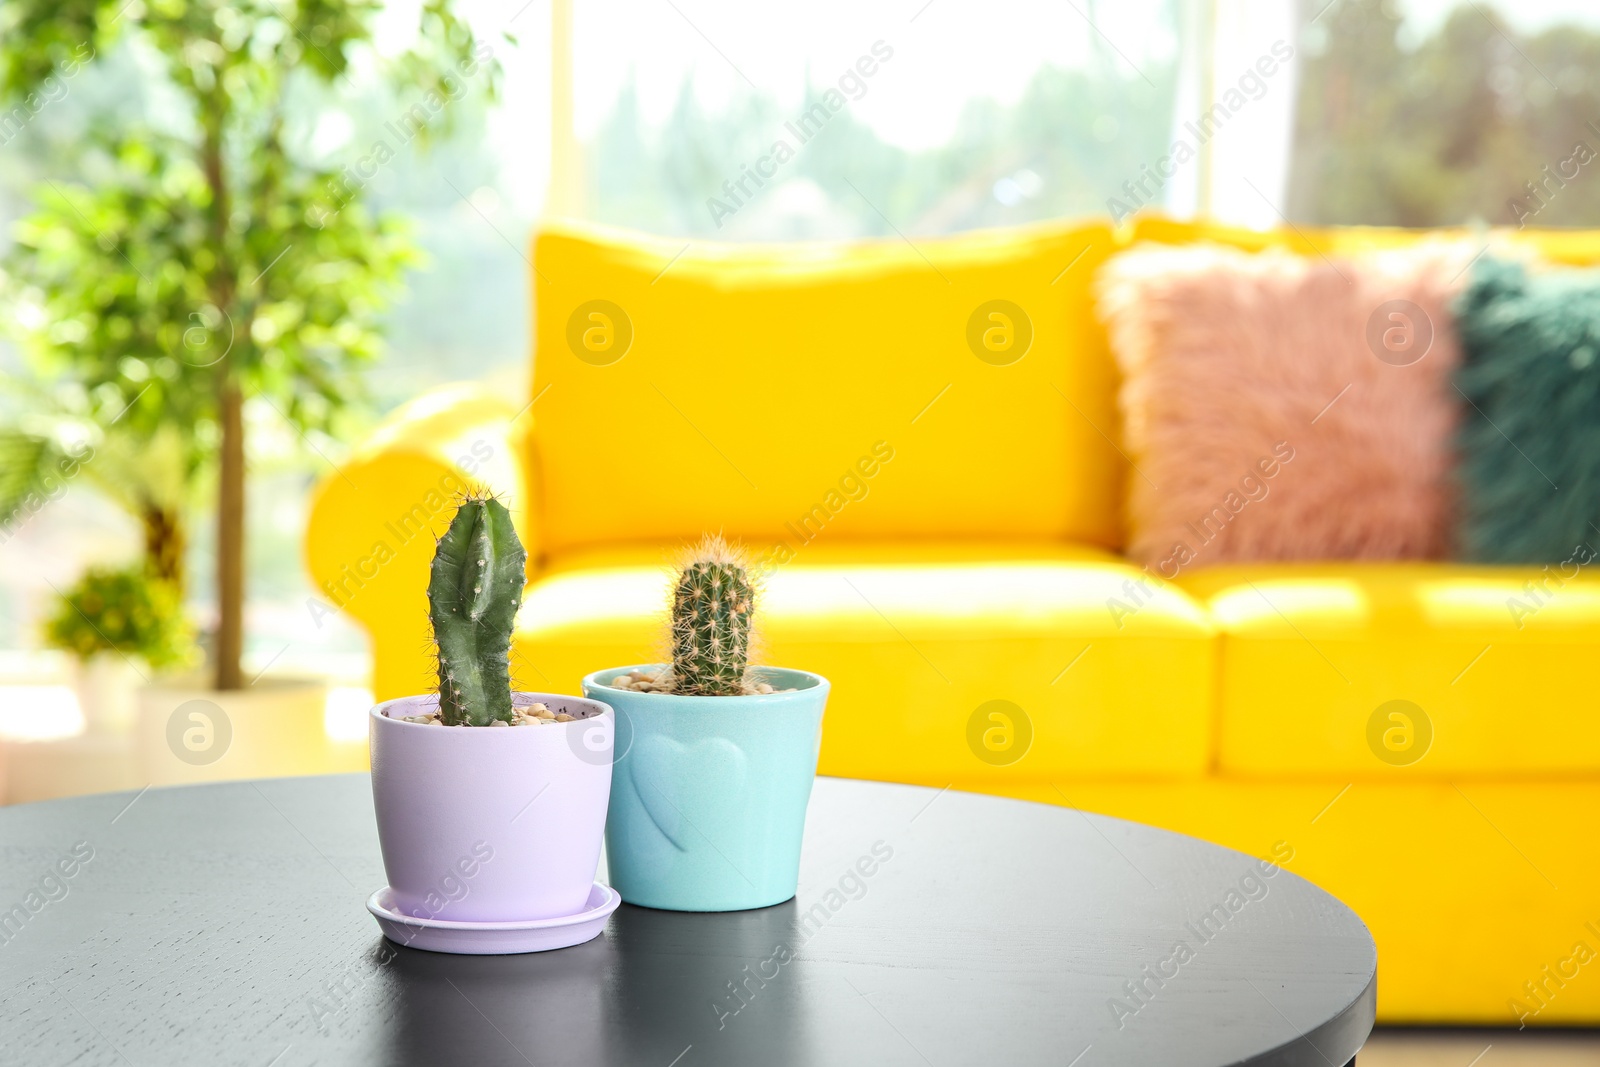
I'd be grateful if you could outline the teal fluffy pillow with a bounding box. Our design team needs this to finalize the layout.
[1455,257,1600,562]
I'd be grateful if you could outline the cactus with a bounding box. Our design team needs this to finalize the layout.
[669,536,755,696]
[428,495,526,726]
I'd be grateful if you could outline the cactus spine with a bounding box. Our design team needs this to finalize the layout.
[670,536,754,696]
[428,495,526,726]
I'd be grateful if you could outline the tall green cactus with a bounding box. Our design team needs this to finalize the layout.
[670,537,754,696]
[428,495,526,726]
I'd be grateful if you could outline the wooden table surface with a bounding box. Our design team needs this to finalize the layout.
[0,774,1374,1066]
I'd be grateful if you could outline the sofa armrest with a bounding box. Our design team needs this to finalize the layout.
[305,383,534,701]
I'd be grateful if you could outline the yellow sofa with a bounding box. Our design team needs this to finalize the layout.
[306,215,1600,1025]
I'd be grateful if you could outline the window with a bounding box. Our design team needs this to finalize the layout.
[572,0,1182,239]
[1289,0,1600,227]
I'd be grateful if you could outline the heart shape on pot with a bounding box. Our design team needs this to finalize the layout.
[628,734,748,854]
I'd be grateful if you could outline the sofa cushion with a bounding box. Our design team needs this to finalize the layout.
[1097,241,1468,571]
[1454,257,1600,562]
[514,541,1215,780]
[1179,562,1600,774]
[530,220,1121,555]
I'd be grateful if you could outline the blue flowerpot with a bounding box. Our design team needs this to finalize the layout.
[581,665,827,912]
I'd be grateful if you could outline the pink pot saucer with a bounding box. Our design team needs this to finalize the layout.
[366,882,620,955]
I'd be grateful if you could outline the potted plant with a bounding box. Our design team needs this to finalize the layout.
[0,1,497,770]
[367,496,618,954]
[44,565,193,734]
[3,565,192,803]
[582,536,829,912]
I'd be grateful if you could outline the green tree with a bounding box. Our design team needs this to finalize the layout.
[0,0,498,688]
[1289,0,1600,227]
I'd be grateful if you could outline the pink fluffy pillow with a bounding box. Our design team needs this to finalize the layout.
[1097,241,1469,574]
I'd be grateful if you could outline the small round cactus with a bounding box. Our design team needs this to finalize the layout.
[669,535,755,696]
[427,495,526,726]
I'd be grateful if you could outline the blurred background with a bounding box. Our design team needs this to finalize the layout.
[2,0,1598,755]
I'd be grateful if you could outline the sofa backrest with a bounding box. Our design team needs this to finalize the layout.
[529,219,1123,559]
[1131,215,1600,264]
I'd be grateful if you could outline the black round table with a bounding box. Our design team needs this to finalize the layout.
[0,775,1373,1066]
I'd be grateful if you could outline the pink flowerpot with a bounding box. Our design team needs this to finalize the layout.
[369,693,614,922]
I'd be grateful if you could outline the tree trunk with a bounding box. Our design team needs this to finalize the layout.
[141,504,185,592]
[215,375,245,690]
[201,71,242,691]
